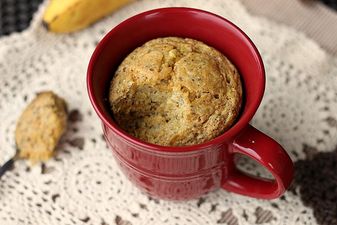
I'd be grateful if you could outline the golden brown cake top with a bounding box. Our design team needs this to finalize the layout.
[109,37,242,146]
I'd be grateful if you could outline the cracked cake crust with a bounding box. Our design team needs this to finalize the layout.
[109,37,242,146]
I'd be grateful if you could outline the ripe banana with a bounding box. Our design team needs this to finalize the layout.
[43,0,133,33]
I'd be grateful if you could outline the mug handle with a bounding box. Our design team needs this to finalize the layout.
[222,124,294,199]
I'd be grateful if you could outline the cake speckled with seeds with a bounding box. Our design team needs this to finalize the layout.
[15,91,68,162]
[109,37,242,146]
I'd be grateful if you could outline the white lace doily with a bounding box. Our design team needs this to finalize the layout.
[1,0,337,224]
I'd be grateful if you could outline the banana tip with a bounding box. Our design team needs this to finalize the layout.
[42,20,50,31]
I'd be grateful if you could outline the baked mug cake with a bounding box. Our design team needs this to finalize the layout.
[109,37,242,146]
[87,7,294,200]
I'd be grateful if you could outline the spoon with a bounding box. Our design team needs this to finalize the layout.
[0,152,19,178]
[0,91,68,179]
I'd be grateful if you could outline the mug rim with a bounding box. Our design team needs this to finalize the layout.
[87,7,265,153]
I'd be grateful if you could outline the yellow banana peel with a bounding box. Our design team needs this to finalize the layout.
[43,0,133,33]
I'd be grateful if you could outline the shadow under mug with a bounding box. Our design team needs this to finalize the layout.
[87,7,294,200]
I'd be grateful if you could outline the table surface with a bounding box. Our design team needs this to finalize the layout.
[0,0,337,36]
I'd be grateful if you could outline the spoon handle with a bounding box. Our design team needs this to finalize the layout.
[0,158,15,178]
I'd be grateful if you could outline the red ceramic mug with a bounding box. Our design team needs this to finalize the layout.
[87,8,294,200]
